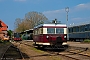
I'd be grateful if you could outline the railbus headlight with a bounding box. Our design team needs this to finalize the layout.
[64,36,66,38]
[46,36,49,39]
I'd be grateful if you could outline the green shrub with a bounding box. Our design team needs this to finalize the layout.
[0,40,3,43]
[84,39,90,43]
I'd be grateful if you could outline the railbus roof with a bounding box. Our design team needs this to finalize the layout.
[34,23,67,29]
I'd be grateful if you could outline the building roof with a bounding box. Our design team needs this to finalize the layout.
[0,20,8,31]
[0,20,7,27]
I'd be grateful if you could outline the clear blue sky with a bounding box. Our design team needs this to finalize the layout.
[0,0,90,30]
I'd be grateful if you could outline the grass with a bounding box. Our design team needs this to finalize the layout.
[0,40,10,44]
[50,56,61,60]
[31,47,45,53]
[0,40,3,43]
[32,47,62,60]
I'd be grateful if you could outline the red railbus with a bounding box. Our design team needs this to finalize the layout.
[33,23,68,49]
[13,33,22,41]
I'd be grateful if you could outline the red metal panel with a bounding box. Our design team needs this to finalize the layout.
[33,34,67,43]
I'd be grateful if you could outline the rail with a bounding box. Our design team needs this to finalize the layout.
[1,44,25,60]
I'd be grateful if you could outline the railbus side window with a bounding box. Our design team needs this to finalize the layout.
[47,28,55,34]
[37,28,42,34]
[37,28,41,34]
[89,24,90,31]
[38,28,41,34]
[34,29,38,35]
[37,28,39,34]
[56,28,64,34]
[40,28,43,34]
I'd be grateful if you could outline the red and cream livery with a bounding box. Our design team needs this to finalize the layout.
[33,23,68,49]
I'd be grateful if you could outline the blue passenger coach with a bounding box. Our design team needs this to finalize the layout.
[68,23,90,41]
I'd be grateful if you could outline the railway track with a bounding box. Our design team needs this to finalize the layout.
[1,45,25,60]
[58,47,90,60]
[45,47,90,60]
[14,41,90,60]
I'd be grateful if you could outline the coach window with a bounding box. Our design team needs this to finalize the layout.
[68,28,70,33]
[56,28,64,34]
[86,24,89,31]
[69,27,73,33]
[85,25,88,31]
[47,28,55,34]
[89,24,90,31]
[80,26,84,32]
[73,27,76,32]
[76,27,79,32]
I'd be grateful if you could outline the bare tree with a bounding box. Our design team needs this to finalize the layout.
[25,11,48,28]
[14,18,22,32]
[14,11,48,32]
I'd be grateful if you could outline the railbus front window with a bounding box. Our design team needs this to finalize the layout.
[14,33,21,38]
[56,28,64,34]
[47,28,55,34]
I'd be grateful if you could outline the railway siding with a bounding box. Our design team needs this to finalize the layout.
[15,40,90,60]
[0,42,30,60]
[0,42,12,59]
[1,41,90,60]
[67,42,90,49]
[1,45,27,60]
